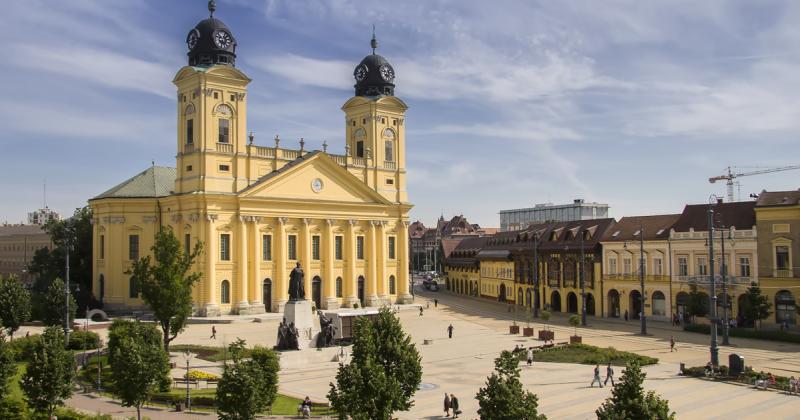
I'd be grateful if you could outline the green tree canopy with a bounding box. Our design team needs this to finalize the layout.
[0,274,31,340]
[740,285,772,330]
[111,333,170,420]
[39,277,77,328]
[476,350,547,420]
[596,360,675,420]
[216,340,280,420]
[128,227,203,352]
[328,308,422,420]
[0,331,17,401]
[21,326,76,418]
[686,284,709,321]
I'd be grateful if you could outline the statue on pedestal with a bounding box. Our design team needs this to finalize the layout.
[288,262,306,301]
[275,317,299,351]
[316,310,337,348]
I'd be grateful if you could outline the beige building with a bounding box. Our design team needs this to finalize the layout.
[0,225,53,284]
[89,4,412,315]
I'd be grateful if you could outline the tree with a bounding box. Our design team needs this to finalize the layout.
[685,284,708,322]
[111,333,169,420]
[740,285,771,330]
[0,331,17,401]
[0,275,31,340]
[596,360,675,420]
[328,307,422,420]
[476,350,547,420]
[540,310,551,330]
[568,314,580,337]
[216,340,280,420]
[106,319,169,388]
[21,326,76,418]
[128,227,203,352]
[39,277,77,328]
[28,207,95,313]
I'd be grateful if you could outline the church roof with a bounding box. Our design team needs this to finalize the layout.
[92,166,176,200]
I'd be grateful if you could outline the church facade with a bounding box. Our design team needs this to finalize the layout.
[89,3,413,316]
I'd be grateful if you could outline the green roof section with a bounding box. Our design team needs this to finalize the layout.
[92,166,176,200]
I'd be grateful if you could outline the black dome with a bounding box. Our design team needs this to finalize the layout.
[186,1,237,67]
[353,34,395,96]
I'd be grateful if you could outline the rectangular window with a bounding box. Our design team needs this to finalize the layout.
[357,236,365,259]
[186,119,194,144]
[608,258,617,275]
[388,237,396,259]
[678,256,688,276]
[288,235,297,260]
[697,256,707,276]
[184,233,191,255]
[356,141,364,158]
[385,140,394,162]
[218,119,230,143]
[776,246,790,270]
[186,165,192,172]
[623,258,632,275]
[220,234,231,261]
[100,235,105,259]
[335,236,343,260]
[128,235,139,260]
[739,256,751,277]
[219,164,230,172]
[653,258,663,276]
[262,235,272,261]
[312,235,321,260]
[385,178,394,185]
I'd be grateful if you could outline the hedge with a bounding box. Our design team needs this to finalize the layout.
[683,324,800,344]
[6,334,41,363]
[68,330,102,350]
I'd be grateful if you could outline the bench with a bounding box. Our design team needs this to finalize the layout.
[173,378,199,389]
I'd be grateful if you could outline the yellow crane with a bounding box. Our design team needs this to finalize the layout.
[709,165,800,202]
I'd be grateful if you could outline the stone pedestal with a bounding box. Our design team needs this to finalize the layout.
[203,303,220,317]
[365,294,381,308]
[397,293,414,304]
[240,303,266,315]
[324,297,340,310]
[284,300,318,349]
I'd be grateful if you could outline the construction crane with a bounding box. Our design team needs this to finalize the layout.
[709,165,800,202]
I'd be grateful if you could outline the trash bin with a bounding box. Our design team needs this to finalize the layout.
[729,354,744,377]
[175,402,183,412]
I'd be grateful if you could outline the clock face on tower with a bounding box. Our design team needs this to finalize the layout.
[379,64,395,82]
[311,178,324,193]
[187,30,199,50]
[214,30,233,49]
[354,65,368,81]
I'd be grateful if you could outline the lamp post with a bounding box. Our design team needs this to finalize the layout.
[64,237,71,342]
[707,202,719,367]
[720,226,731,346]
[532,232,540,318]
[580,228,587,326]
[82,305,88,368]
[183,349,194,412]
[638,223,647,336]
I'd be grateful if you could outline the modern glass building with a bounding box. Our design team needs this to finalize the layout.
[499,199,609,231]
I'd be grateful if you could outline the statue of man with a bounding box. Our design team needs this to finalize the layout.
[288,262,306,301]
[276,318,288,350]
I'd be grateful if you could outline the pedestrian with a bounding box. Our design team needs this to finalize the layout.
[427,300,431,309]
[450,393,460,418]
[789,376,798,395]
[624,310,629,321]
[443,393,451,417]
[434,298,439,308]
[604,362,614,386]
[210,325,216,339]
[679,312,684,325]
[419,306,424,316]
[447,324,454,339]
[300,396,312,418]
[670,336,676,352]
[527,347,534,366]
[590,364,603,388]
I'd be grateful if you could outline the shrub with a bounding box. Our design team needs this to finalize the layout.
[353,303,359,309]
[185,370,219,381]
[7,333,41,362]
[67,330,101,350]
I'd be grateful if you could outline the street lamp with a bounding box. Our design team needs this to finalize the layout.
[638,223,646,336]
[719,226,732,346]
[64,236,71,342]
[183,349,194,412]
[707,197,720,368]
[532,232,540,318]
[579,228,587,326]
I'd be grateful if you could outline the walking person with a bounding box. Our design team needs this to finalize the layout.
[434,298,439,308]
[590,364,603,388]
[670,335,676,352]
[419,306,424,316]
[527,347,534,367]
[447,324,454,339]
[604,362,615,386]
[450,393,460,418]
[624,310,629,321]
[210,325,216,340]
[443,393,451,417]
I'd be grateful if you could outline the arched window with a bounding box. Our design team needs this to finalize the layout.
[221,280,231,304]
[389,275,396,294]
[336,277,343,298]
[383,128,395,162]
[652,291,666,316]
[353,128,366,158]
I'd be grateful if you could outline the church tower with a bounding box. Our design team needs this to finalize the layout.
[342,32,409,204]
[173,1,252,195]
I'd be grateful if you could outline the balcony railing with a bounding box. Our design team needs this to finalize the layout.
[251,145,274,158]
[604,274,670,282]
[675,275,753,285]
[775,269,793,278]
[352,157,366,167]
[330,154,347,166]
[383,161,396,170]
[184,143,195,153]
[283,149,299,160]
[216,143,234,154]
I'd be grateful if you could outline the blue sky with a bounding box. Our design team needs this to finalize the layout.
[2,0,799,228]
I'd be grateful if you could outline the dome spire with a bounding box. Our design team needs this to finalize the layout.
[208,0,216,18]
[370,24,378,54]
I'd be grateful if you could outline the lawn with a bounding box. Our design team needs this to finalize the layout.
[521,344,658,366]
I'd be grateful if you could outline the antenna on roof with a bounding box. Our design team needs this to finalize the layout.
[43,179,47,208]
[371,24,378,54]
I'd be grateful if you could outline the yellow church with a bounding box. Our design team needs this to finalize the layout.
[89,2,412,316]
